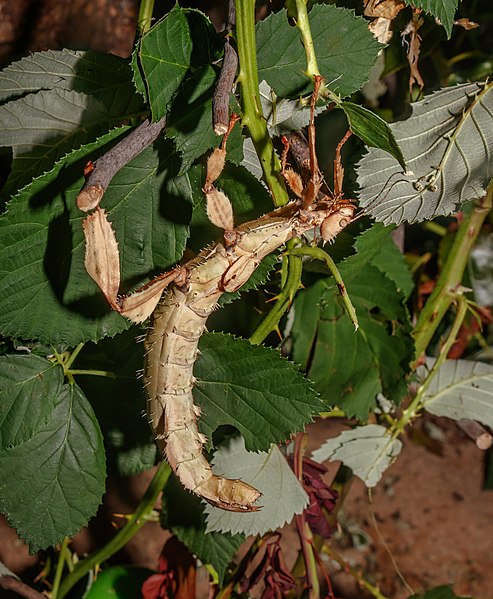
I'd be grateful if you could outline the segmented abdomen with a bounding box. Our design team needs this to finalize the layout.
[144,248,262,511]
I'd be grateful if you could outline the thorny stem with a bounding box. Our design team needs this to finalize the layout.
[294,434,320,599]
[322,545,389,599]
[57,462,171,599]
[291,0,340,105]
[413,186,492,365]
[394,297,469,436]
[287,245,359,330]
[137,0,155,36]
[234,0,288,206]
[249,252,303,345]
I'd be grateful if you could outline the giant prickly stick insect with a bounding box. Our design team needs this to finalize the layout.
[78,78,356,512]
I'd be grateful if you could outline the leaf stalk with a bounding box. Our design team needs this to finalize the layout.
[287,245,359,330]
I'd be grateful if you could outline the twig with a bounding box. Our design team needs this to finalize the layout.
[413,185,493,365]
[322,545,389,599]
[457,419,493,450]
[0,576,45,599]
[76,117,167,212]
[294,433,320,599]
[213,0,238,135]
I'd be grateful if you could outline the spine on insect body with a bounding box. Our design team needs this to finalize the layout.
[144,244,263,511]
[143,202,354,512]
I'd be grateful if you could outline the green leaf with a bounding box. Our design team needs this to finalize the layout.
[408,0,458,38]
[291,229,413,418]
[0,49,142,111]
[0,88,143,198]
[76,331,157,477]
[162,476,243,583]
[0,137,190,345]
[166,65,243,174]
[194,333,321,452]
[422,359,493,427]
[357,81,493,225]
[409,584,472,599]
[205,437,308,536]
[133,5,192,121]
[189,162,273,251]
[341,102,406,170]
[311,424,402,487]
[353,223,414,299]
[0,354,64,449]
[0,382,106,552]
[256,5,382,99]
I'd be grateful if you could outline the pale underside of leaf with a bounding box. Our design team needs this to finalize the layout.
[205,437,308,536]
[423,359,493,428]
[357,82,493,224]
[311,424,402,487]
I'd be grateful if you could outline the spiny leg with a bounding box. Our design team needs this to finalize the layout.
[333,129,352,199]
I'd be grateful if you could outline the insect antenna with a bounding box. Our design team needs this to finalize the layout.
[354,169,411,220]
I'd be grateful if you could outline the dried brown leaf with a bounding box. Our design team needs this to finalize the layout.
[206,188,234,231]
[369,16,393,43]
[454,17,479,30]
[364,0,405,19]
[404,15,425,92]
[83,208,120,308]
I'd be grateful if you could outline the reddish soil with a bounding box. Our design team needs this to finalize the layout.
[2,417,493,598]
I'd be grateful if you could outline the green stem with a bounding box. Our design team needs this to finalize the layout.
[234,0,288,206]
[394,297,468,435]
[69,369,117,379]
[412,187,492,365]
[292,0,340,104]
[137,0,155,36]
[63,343,84,372]
[287,245,358,330]
[51,537,70,599]
[57,462,171,599]
[249,253,303,345]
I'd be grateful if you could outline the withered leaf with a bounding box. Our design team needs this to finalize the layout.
[404,15,425,92]
[364,0,405,19]
[454,18,479,30]
[83,208,120,309]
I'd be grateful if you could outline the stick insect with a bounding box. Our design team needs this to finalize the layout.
[79,76,359,512]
